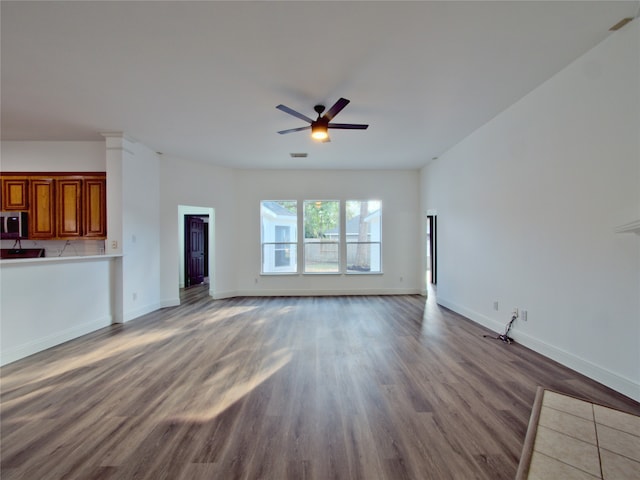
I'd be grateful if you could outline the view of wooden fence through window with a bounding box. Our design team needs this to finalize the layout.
[261,200,381,274]
[346,200,381,273]
[304,200,340,273]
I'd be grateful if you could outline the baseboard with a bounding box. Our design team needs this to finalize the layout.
[220,288,421,298]
[513,329,640,402]
[437,297,640,402]
[124,302,163,322]
[1,316,112,366]
[212,290,239,300]
[437,297,506,333]
[160,298,180,308]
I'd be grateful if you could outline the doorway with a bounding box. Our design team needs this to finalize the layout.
[184,215,208,287]
[179,205,214,295]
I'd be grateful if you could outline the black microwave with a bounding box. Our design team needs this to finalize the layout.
[0,212,28,239]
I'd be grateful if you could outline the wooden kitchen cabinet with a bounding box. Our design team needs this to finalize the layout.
[1,177,29,210]
[29,178,56,239]
[83,178,106,238]
[57,178,83,238]
[1,172,107,240]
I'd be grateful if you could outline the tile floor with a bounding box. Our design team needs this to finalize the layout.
[527,390,640,479]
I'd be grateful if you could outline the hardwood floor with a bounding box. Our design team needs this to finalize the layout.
[2,287,638,479]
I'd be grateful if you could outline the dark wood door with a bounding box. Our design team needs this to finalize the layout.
[185,216,205,287]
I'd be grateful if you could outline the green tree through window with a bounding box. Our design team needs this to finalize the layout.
[304,201,339,238]
[304,200,340,273]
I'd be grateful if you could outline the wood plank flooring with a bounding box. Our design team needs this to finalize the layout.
[2,286,639,479]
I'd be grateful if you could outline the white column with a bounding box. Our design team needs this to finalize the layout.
[101,132,136,323]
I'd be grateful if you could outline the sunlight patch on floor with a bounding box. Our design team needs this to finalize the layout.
[168,348,292,423]
[1,328,182,390]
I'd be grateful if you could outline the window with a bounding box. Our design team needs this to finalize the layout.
[260,199,381,275]
[261,201,297,273]
[346,200,381,273]
[304,200,340,273]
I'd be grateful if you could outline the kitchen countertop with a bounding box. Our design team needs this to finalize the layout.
[0,253,122,265]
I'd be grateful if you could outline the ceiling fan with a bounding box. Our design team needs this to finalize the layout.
[276,97,368,142]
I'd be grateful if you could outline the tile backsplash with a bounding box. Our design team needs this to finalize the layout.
[1,239,106,257]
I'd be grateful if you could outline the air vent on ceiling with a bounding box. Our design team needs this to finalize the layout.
[290,153,308,158]
[609,17,633,31]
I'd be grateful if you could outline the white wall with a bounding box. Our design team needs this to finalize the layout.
[122,142,162,321]
[159,156,237,305]
[1,141,104,171]
[0,257,116,365]
[420,21,639,400]
[158,161,421,301]
[233,169,420,296]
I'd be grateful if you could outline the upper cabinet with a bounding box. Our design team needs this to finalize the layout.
[83,177,107,238]
[56,178,83,238]
[30,178,56,239]
[1,177,29,210]
[1,172,106,240]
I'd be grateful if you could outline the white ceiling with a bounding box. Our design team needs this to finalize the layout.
[2,1,638,170]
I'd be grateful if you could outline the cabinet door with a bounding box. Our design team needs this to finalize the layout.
[29,179,55,238]
[56,179,83,238]
[1,178,29,210]
[83,178,106,238]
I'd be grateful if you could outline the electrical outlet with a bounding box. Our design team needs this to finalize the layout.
[493,301,499,311]
[513,308,519,318]
[111,240,118,249]
[522,310,528,322]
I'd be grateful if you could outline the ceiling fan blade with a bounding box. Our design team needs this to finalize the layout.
[276,104,314,123]
[327,123,369,130]
[277,126,311,135]
[323,97,350,121]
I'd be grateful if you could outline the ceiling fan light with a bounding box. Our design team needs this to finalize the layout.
[311,124,328,140]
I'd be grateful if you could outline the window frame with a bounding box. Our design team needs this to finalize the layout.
[274,225,292,267]
[345,200,382,275]
[260,199,382,275]
[260,200,298,275]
